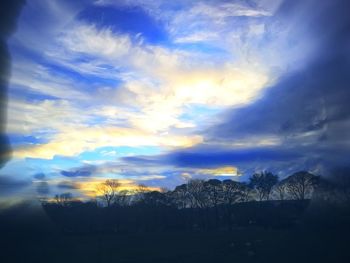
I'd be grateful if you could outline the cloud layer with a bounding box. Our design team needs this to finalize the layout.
[1,0,349,201]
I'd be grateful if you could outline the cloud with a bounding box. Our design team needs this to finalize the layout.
[204,0,350,165]
[59,24,132,58]
[121,0,350,176]
[7,98,87,136]
[123,175,166,181]
[167,1,273,44]
[8,15,269,159]
[47,159,242,192]
[35,181,50,195]
[56,180,79,190]
[122,146,302,168]
[123,66,268,133]
[61,169,93,178]
[9,62,90,101]
[0,175,31,195]
[5,0,350,197]
[33,173,45,180]
[199,166,239,177]
[13,126,203,159]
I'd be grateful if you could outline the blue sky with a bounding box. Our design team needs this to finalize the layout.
[1,0,350,202]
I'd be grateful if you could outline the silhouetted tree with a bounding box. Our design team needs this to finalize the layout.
[115,190,131,207]
[172,184,189,208]
[273,180,288,200]
[222,180,245,205]
[285,171,318,200]
[240,182,252,202]
[141,191,168,207]
[187,179,206,208]
[135,183,148,203]
[44,174,324,234]
[204,179,222,207]
[204,179,222,226]
[96,179,120,207]
[221,179,246,228]
[249,171,278,201]
[54,192,73,207]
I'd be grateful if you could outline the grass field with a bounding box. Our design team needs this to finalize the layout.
[1,224,349,262]
[1,202,350,263]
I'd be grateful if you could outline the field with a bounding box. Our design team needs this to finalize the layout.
[1,202,349,263]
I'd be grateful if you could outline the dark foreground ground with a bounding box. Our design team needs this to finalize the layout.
[1,202,350,263]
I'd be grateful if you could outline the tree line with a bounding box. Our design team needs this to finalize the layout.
[52,170,319,209]
[43,170,350,233]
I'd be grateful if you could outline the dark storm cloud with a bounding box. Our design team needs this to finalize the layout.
[35,181,50,195]
[61,170,92,177]
[196,0,350,170]
[122,146,302,168]
[0,0,26,168]
[209,0,350,138]
[57,181,79,190]
[0,175,31,194]
[122,155,170,167]
[60,165,96,177]
[121,0,350,175]
[33,173,45,180]
[209,60,350,136]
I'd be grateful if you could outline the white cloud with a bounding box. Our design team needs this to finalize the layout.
[6,99,87,136]
[37,21,270,133]
[10,61,89,100]
[9,0,303,162]
[205,136,282,148]
[174,31,219,43]
[188,2,272,19]
[59,24,132,58]
[13,126,203,159]
[8,15,270,159]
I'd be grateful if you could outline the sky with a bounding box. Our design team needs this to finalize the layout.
[1,0,349,204]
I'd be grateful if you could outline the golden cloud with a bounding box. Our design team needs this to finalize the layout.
[199,166,239,176]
